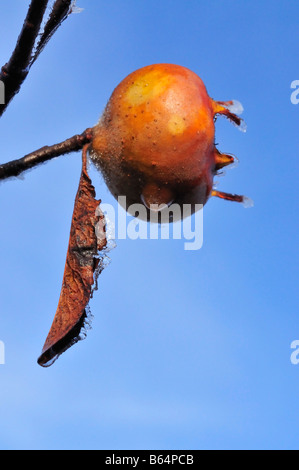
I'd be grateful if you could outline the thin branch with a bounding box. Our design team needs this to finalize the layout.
[0,0,76,117]
[0,128,93,181]
[0,0,49,117]
[32,0,74,66]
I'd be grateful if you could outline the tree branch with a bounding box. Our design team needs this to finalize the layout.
[0,128,93,181]
[32,0,74,66]
[0,0,49,117]
[0,0,76,118]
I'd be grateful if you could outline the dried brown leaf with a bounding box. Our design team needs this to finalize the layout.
[38,145,107,367]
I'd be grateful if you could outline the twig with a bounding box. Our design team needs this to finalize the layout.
[0,128,94,181]
[0,0,76,117]
[0,0,49,117]
[32,0,74,65]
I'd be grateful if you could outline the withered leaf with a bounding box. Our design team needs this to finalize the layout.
[38,145,107,367]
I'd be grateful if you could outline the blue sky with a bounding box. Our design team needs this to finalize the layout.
[0,0,298,450]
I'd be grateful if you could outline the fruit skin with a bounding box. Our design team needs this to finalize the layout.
[91,63,242,220]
